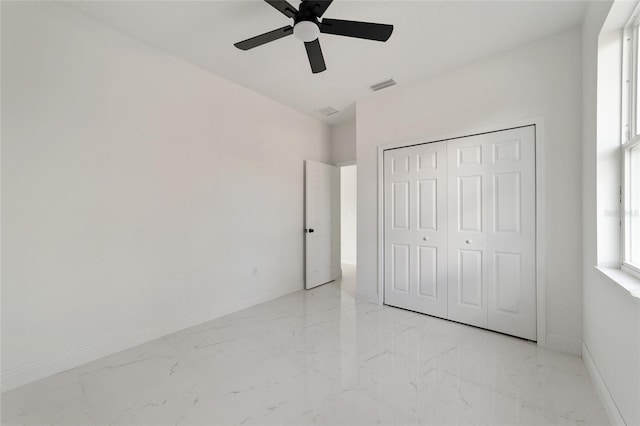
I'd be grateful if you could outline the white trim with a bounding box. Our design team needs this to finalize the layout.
[545,334,582,356]
[534,121,547,347]
[622,16,640,281]
[625,24,636,140]
[377,145,385,306]
[376,118,547,346]
[622,136,640,150]
[582,342,627,426]
[622,139,640,272]
[621,262,640,279]
[622,131,630,270]
[624,1,640,30]
[622,25,631,143]
[595,266,640,299]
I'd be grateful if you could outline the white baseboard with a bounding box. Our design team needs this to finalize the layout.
[545,333,582,356]
[1,286,299,392]
[355,290,380,305]
[582,342,626,425]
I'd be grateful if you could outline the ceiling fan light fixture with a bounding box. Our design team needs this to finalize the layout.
[294,20,320,42]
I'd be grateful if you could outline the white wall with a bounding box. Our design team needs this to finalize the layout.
[340,165,357,265]
[1,2,331,390]
[356,29,584,352]
[331,120,356,164]
[582,2,640,424]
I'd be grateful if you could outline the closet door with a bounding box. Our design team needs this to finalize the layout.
[446,126,536,339]
[384,143,448,319]
[486,126,536,340]
[383,126,536,341]
[447,134,490,328]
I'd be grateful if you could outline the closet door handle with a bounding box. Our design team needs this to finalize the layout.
[465,240,472,244]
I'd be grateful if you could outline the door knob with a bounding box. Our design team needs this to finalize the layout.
[306,228,315,233]
[465,240,472,244]
[423,237,429,241]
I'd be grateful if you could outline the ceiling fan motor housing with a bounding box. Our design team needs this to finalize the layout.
[296,2,323,23]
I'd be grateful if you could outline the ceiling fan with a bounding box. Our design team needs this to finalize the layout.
[234,0,393,74]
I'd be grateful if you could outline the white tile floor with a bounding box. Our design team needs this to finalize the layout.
[2,264,609,425]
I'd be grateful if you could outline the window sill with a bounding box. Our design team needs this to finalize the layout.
[595,266,640,300]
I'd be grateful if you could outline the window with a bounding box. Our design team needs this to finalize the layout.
[623,20,640,275]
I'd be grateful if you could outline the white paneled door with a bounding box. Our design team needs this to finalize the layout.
[384,126,536,340]
[447,135,489,329]
[486,128,535,339]
[305,160,340,289]
[384,142,449,319]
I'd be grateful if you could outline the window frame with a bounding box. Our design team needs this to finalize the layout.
[622,18,640,277]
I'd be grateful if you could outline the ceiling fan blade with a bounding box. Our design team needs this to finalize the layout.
[234,26,293,50]
[264,0,298,18]
[320,18,393,42]
[304,39,327,73]
[300,0,334,18]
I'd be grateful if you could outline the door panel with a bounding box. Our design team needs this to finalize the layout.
[494,252,521,313]
[392,181,410,230]
[458,249,483,307]
[493,139,521,162]
[458,175,483,232]
[458,145,483,166]
[417,179,437,230]
[494,172,521,233]
[417,246,437,298]
[487,126,536,340]
[391,244,410,293]
[391,154,410,175]
[418,152,437,171]
[448,136,488,328]
[384,142,448,319]
[305,160,340,289]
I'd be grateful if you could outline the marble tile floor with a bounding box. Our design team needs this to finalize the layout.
[2,264,609,425]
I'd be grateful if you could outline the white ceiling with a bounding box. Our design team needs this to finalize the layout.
[66,1,588,126]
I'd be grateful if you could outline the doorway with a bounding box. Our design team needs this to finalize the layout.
[340,164,357,267]
[340,163,357,295]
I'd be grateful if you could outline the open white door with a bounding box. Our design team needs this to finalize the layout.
[305,160,340,289]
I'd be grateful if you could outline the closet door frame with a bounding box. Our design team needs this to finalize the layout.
[376,119,546,346]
